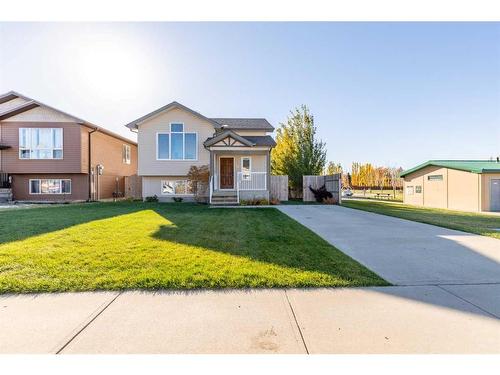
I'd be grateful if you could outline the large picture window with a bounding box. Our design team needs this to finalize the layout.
[156,123,197,160]
[161,180,194,195]
[29,179,71,194]
[19,128,63,159]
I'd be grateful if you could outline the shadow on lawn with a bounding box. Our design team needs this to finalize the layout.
[150,206,390,287]
[0,202,179,245]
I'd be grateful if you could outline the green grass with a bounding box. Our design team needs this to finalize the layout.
[0,202,387,293]
[342,200,500,239]
[351,189,403,202]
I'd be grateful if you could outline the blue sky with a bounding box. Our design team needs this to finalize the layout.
[1,22,499,170]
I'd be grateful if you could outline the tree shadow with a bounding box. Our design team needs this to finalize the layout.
[149,205,388,287]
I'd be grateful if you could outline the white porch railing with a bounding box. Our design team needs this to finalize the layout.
[237,172,267,191]
[209,175,213,204]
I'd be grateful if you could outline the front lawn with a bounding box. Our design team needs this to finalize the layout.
[342,199,500,239]
[0,202,387,293]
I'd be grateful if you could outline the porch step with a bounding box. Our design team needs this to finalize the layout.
[0,188,12,203]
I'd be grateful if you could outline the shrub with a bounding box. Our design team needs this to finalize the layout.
[323,196,338,205]
[145,195,159,202]
[240,198,269,206]
[270,198,281,205]
[309,184,333,203]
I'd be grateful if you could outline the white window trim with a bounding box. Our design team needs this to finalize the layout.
[241,157,252,180]
[155,123,198,161]
[160,179,195,196]
[123,144,131,164]
[406,186,414,195]
[19,128,64,160]
[29,179,72,195]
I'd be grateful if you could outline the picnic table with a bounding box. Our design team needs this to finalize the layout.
[375,193,392,200]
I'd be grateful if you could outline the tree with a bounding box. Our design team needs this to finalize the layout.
[272,105,327,196]
[324,161,342,175]
[187,165,209,202]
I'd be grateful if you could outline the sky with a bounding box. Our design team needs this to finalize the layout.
[0,22,499,170]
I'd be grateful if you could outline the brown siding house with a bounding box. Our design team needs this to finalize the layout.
[0,91,137,202]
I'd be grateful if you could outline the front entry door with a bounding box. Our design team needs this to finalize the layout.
[220,157,234,189]
[491,179,500,211]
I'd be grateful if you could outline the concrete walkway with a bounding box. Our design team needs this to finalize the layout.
[1,287,499,354]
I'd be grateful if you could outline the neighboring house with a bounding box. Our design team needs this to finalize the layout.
[125,101,276,204]
[0,91,137,202]
[400,160,500,213]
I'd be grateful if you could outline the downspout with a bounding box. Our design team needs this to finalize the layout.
[88,127,98,201]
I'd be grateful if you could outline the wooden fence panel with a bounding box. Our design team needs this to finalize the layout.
[270,175,288,201]
[303,174,341,203]
[125,175,142,199]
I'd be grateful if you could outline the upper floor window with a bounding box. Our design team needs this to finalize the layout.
[122,144,131,164]
[427,175,443,181]
[19,128,63,159]
[157,123,197,160]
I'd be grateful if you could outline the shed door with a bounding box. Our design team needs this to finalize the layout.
[491,179,500,211]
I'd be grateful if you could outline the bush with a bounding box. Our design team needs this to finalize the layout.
[309,185,333,203]
[173,197,183,203]
[145,195,159,202]
[269,198,281,205]
[323,196,338,205]
[240,198,269,206]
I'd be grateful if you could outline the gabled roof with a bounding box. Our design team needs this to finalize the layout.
[203,130,255,147]
[210,118,274,131]
[125,101,222,130]
[204,130,276,148]
[400,160,500,177]
[0,91,136,145]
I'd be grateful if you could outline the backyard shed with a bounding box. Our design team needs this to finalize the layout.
[400,160,500,213]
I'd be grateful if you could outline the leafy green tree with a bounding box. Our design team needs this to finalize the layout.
[325,161,342,175]
[272,105,327,195]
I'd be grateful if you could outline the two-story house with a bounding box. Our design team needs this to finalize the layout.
[0,91,137,202]
[125,101,276,204]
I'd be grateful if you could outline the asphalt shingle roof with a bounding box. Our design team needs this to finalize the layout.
[400,160,500,177]
[210,118,274,131]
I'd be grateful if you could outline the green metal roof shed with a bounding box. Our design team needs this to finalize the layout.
[400,160,500,177]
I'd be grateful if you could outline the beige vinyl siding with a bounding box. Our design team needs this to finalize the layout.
[5,106,77,122]
[137,107,215,176]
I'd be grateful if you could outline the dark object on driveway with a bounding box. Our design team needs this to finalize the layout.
[309,185,333,203]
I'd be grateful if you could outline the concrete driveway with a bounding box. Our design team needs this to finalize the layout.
[278,205,500,286]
